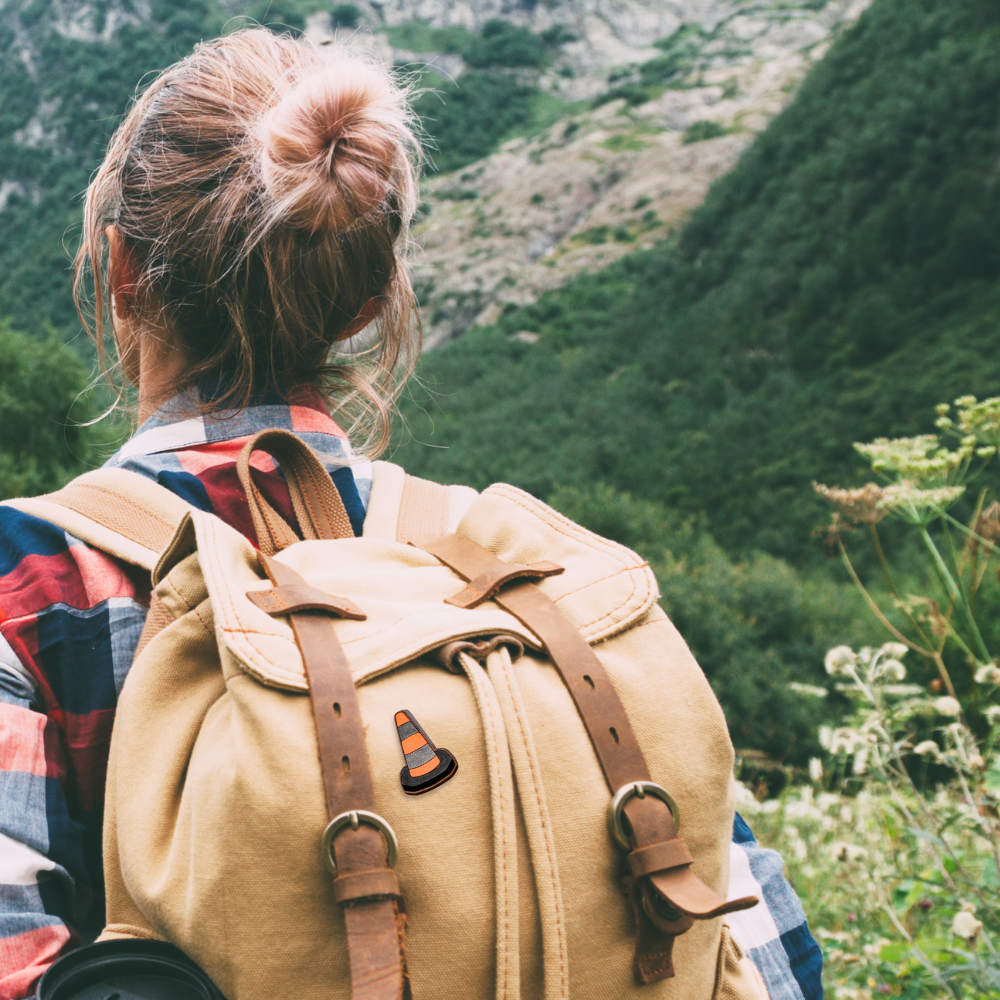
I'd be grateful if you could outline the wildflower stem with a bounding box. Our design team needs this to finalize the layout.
[837,540,935,659]
[944,512,1000,558]
[920,525,992,666]
[870,523,935,649]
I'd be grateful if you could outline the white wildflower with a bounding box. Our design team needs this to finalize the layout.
[974,664,1000,686]
[880,642,909,659]
[852,747,869,775]
[985,705,1000,724]
[809,757,824,783]
[830,727,866,755]
[878,482,966,521]
[825,646,857,677]
[935,696,962,716]
[913,740,941,757]
[819,725,833,750]
[952,911,983,942]
[969,753,985,770]
[788,682,829,698]
[880,659,906,681]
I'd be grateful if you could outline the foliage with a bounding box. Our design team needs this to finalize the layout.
[549,484,873,764]
[744,394,1000,996]
[0,0,230,337]
[330,4,361,29]
[683,120,728,144]
[0,321,96,498]
[413,70,540,174]
[396,0,1000,570]
[752,639,1000,999]
[464,19,546,69]
[383,20,475,55]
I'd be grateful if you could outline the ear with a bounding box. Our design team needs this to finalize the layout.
[338,297,384,340]
[106,225,140,316]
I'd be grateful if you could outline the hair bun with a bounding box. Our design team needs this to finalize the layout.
[259,55,412,233]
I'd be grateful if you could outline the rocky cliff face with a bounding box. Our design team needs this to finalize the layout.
[347,0,872,346]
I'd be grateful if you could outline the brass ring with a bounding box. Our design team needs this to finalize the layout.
[609,781,681,850]
[321,810,399,876]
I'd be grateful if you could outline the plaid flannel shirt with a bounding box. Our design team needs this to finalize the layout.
[0,389,821,999]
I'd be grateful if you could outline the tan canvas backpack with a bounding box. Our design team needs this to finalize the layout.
[8,430,768,1000]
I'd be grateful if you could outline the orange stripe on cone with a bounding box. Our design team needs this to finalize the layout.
[394,709,458,795]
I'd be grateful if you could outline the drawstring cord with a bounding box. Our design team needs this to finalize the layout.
[486,646,570,1000]
[456,651,521,1000]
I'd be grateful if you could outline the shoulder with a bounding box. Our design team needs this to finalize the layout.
[0,504,148,706]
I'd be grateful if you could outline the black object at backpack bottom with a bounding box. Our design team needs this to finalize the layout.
[36,939,224,1000]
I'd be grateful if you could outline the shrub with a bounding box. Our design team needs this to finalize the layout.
[413,70,538,174]
[330,4,360,29]
[464,19,546,69]
[0,322,96,498]
[682,119,727,144]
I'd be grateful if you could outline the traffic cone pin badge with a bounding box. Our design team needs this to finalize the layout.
[395,710,458,794]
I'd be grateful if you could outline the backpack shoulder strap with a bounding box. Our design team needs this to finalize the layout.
[3,468,192,571]
[366,461,478,543]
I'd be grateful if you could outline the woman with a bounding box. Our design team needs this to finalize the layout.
[0,28,819,999]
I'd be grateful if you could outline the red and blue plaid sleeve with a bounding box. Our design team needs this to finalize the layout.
[0,506,150,997]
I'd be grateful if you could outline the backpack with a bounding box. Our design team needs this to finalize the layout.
[8,429,768,1000]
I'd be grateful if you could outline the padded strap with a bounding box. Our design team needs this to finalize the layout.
[416,533,757,984]
[259,553,409,1000]
[396,475,450,544]
[236,429,354,554]
[3,468,192,570]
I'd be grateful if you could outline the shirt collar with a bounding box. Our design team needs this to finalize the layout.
[105,386,355,465]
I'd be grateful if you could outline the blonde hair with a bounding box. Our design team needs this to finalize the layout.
[74,29,421,455]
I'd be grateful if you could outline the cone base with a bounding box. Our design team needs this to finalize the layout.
[400,749,458,795]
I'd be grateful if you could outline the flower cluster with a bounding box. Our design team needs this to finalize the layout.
[854,435,973,488]
[937,395,1000,453]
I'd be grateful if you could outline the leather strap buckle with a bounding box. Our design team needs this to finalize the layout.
[609,781,681,849]
[322,810,399,876]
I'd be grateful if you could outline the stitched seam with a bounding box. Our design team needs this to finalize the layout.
[489,485,641,566]
[162,574,214,638]
[552,566,641,633]
[478,487,652,632]
[498,650,568,999]
[204,515,285,679]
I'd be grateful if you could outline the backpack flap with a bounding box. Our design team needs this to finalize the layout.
[174,507,544,692]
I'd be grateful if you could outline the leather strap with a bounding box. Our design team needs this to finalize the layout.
[627,840,693,878]
[259,552,409,999]
[333,869,403,905]
[415,534,757,984]
[248,583,367,620]
[237,429,354,553]
[445,560,564,609]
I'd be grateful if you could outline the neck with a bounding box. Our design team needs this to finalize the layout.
[134,325,188,424]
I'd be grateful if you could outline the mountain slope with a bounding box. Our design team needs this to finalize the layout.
[394,0,1000,566]
[0,0,868,345]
